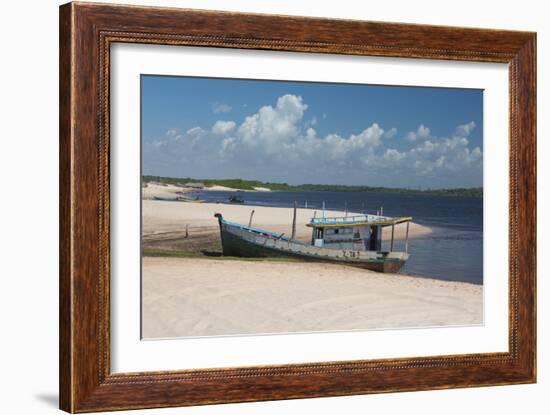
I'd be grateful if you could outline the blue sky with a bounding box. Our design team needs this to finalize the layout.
[142,75,483,188]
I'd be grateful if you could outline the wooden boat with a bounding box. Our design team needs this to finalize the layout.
[153,195,205,203]
[214,211,412,273]
[176,195,205,203]
[228,195,245,203]
[153,196,178,202]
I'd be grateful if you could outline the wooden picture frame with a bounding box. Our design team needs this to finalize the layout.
[59,2,536,412]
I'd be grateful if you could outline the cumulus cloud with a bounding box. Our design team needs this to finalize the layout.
[373,120,481,180]
[166,128,180,138]
[143,94,482,188]
[406,124,431,142]
[307,117,318,127]
[186,126,203,135]
[455,121,476,137]
[211,102,232,113]
[212,120,236,135]
[383,127,397,139]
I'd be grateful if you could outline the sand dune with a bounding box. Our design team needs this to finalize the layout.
[142,257,482,338]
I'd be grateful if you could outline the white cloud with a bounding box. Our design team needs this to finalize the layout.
[417,124,431,138]
[186,126,203,135]
[377,135,482,178]
[143,94,482,188]
[212,120,236,135]
[234,94,307,155]
[406,124,431,142]
[166,128,180,138]
[383,127,397,139]
[455,121,476,137]
[383,148,405,162]
[211,102,232,113]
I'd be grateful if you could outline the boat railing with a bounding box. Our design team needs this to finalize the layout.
[309,214,386,226]
[222,218,290,240]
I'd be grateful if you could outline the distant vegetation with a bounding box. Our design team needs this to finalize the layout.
[143,175,483,198]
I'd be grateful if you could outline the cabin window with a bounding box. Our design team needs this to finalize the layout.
[334,229,339,234]
[354,232,360,239]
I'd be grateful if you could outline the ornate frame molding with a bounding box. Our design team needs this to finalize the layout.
[60,2,536,412]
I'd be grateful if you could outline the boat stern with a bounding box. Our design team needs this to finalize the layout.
[382,251,410,273]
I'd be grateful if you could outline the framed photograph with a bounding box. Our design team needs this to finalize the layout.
[59,2,536,412]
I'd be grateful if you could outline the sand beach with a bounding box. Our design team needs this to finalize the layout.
[142,257,482,338]
[141,182,482,338]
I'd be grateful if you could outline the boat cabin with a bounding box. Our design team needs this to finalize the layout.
[306,214,412,253]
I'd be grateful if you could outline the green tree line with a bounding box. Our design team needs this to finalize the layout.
[142,175,482,198]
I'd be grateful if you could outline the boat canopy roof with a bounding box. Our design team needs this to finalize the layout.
[307,214,412,228]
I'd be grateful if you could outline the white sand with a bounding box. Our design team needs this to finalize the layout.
[142,199,431,241]
[205,185,239,191]
[142,257,483,338]
[141,183,183,200]
[142,182,272,194]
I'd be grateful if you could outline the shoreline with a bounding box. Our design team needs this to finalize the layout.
[142,183,433,269]
[141,199,432,260]
[142,257,482,338]
[142,180,432,236]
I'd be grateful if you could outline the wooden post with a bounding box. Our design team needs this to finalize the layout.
[185,224,189,238]
[322,201,325,218]
[248,210,255,227]
[291,201,297,240]
[405,221,410,253]
[390,223,395,251]
[345,201,348,217]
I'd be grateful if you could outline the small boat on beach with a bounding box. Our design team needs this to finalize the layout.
[228,195,245,204]
[153,195,205,203]
[153,196,179,202]
[214,209,412,273]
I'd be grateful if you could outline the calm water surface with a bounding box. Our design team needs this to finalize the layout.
[190,190,483,285]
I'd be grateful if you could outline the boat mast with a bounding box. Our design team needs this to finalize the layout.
[390,223,395,252]
[291,201,297,240]
[405,221,410,253]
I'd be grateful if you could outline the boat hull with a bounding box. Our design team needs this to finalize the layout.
[216,216,408,273]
